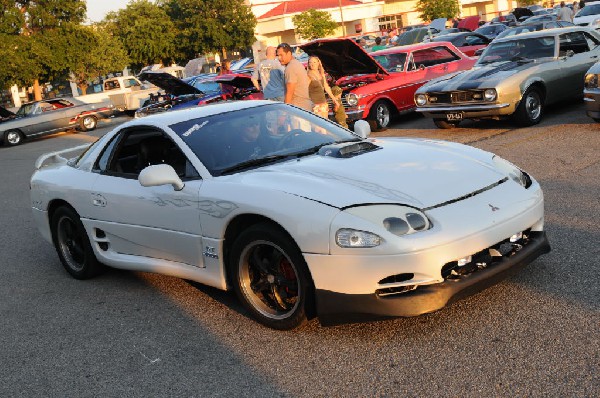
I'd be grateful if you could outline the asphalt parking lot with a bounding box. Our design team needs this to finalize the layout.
[0,101,598,397]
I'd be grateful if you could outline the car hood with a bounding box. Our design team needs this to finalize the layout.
[0,106,16,122]
[212,74,256,89]
[429,18,447,32]
[227,138,506,209]
[300,38,388,79]
[458,16,480,31]
[420,60,543,91]
[138,72,203,96]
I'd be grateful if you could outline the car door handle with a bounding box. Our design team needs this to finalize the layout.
[91,193,107,207]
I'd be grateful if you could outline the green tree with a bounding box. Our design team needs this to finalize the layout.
[104,0,177,71]
[292,9,338,41]
[162,0,256,61]
[416,0,460,22]
[68,24,130,94]
[0,0,87,98]
[517,0,538,6]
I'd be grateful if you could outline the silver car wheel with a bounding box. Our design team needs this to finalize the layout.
[238,240,300,320]
[376,103,390,127]
[6,131,22,145]
[525,91,541,121]
[82,116,96,130]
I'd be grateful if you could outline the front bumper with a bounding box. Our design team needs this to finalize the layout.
[316,231,550,326]
[416,103,514,119]
[584,89,600,120]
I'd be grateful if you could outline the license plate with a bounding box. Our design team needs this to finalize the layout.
[446,112,463,121]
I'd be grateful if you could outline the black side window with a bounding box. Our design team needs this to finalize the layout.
[559,32,591,55]
[94,128,200,180]
[584,32,600,49]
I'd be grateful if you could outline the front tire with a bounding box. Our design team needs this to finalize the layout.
[514,87,543,126]
[79,115,97,132]
[433,119,459,129]
[51,206,104,279]
[229,223,314,330]
[367,100,392,131]
[4,130,23,146]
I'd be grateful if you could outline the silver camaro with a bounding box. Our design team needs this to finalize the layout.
[415,27,600,128]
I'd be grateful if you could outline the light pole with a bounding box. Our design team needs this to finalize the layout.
[338,0,346,37]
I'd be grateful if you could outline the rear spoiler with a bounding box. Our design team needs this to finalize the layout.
[34,144,91,170]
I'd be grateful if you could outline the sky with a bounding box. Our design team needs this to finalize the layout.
[86,0,127,22]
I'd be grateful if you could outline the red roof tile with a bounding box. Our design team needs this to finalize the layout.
[259,0,362,19]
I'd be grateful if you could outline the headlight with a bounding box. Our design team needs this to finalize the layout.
[346,93,359,106]
[493,155,531,188]
[336,229,381,248]
[337,205,431,245]
[415,94,427,106]
[585,73,599,89]
[484,88,497,101]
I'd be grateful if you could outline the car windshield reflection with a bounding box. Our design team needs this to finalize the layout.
[169,103,360,176]
[477,37,555,65]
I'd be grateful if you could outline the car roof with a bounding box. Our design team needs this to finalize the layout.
[372,41,459,55]
[492,26,595,42]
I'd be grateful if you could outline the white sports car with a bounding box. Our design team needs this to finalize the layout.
[30,101,550,329]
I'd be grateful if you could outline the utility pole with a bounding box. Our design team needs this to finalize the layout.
[338,0,346,37]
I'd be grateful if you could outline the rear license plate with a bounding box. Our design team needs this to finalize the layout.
[446,112,463,121]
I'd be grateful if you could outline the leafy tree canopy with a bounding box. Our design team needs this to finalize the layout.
[105,0,177,70]
[416,0,460,22]
[162,0,256,60]
[517,0,538,6]
[67,24,130,92]
[0,0,87,91]
[292,9,338,41]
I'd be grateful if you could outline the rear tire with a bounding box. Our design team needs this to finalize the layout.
[79,115,97,132]
[4,130,23,146]
[51,206,104,279]
[514,87,543,126]
[229,223,314,330]
[433,119,459,129]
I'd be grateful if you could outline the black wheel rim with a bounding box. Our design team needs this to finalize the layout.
[239,240,300,320]
[57,215,86,272]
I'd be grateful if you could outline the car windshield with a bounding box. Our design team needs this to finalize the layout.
[372,52,407,72]
[576,4,600,17]
[477,36,555,64]
[169,103,361,176]
[476,25,503,35]
[16,103,36,116]
[192,80,221,94]
[495,25,539,40]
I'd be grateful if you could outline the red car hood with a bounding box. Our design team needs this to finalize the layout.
[300,38,388,79]
[458,16,480,31]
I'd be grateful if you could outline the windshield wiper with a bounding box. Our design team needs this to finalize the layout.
[510,56,532,63]
[219,154,295,175]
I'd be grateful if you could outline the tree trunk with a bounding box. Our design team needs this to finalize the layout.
[222,47,228,61]
[78,83,89,95]
[33,79,42,101]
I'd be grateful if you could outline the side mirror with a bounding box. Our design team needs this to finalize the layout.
[138,164,184,191]
[353,119,371,139]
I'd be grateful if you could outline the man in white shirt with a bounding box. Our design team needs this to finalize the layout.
[557,1,574,22]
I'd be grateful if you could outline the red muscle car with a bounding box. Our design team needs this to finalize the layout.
[300,39,476,130]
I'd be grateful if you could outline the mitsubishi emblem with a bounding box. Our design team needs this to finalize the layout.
[489,204,500,211]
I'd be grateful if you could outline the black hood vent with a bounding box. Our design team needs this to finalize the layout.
[318,141,380,158]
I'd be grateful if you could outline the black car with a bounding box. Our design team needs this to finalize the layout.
[474,23,509,40]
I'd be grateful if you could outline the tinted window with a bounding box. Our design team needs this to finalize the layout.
[410,46,460,70]
[559,31,591,55]
[169,103,359,176]
[95,128,198,179]
[465,35,487,45]
[576,4,600,16]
